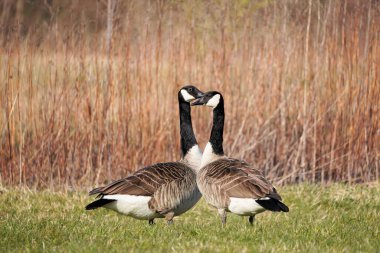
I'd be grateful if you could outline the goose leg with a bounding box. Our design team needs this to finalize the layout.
[149,219,155,225]
[218,209,227,226]
[249,215,255,225]
[165,212,174,225]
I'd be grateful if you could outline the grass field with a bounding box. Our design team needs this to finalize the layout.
[1,184,379,253]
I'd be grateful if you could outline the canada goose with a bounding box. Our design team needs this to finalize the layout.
[192,91,289,226]
[85,85,205,225]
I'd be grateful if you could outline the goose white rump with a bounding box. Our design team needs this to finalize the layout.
[228,197,266,216]
[103,195,163,220]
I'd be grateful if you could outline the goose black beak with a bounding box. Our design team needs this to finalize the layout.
[192,87,205,100]
[195,91,205,99]
[191,96,206,106]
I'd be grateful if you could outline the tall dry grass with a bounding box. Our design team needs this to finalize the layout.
[1,0,379,189]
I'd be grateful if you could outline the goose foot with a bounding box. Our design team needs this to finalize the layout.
[249,215,255,225]
[149,219,155,225]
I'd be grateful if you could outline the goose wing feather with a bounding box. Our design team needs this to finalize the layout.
[201,158,281,201]
[89,162,197,214]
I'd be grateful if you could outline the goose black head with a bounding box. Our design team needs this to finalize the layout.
[179,85,205,102]
[191,91,222,109]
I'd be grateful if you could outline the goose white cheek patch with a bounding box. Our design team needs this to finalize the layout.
[181,90,195,102]
[206,94,221,108]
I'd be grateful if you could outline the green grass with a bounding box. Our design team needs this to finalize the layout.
[1,184,379,253]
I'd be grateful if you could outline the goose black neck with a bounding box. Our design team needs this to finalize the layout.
[210,98,224,156]
[179,99,198,157]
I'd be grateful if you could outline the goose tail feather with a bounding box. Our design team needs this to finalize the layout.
[256,198,289,212]
[85,198,115,210]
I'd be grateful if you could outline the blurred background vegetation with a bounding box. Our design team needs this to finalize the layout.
[0,0,379,189]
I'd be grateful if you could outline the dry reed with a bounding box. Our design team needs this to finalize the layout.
[0,0,379,189]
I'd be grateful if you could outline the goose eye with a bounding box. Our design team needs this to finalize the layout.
[188,88,193,92]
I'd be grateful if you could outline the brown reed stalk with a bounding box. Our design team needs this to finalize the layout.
[0,0,379,188]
